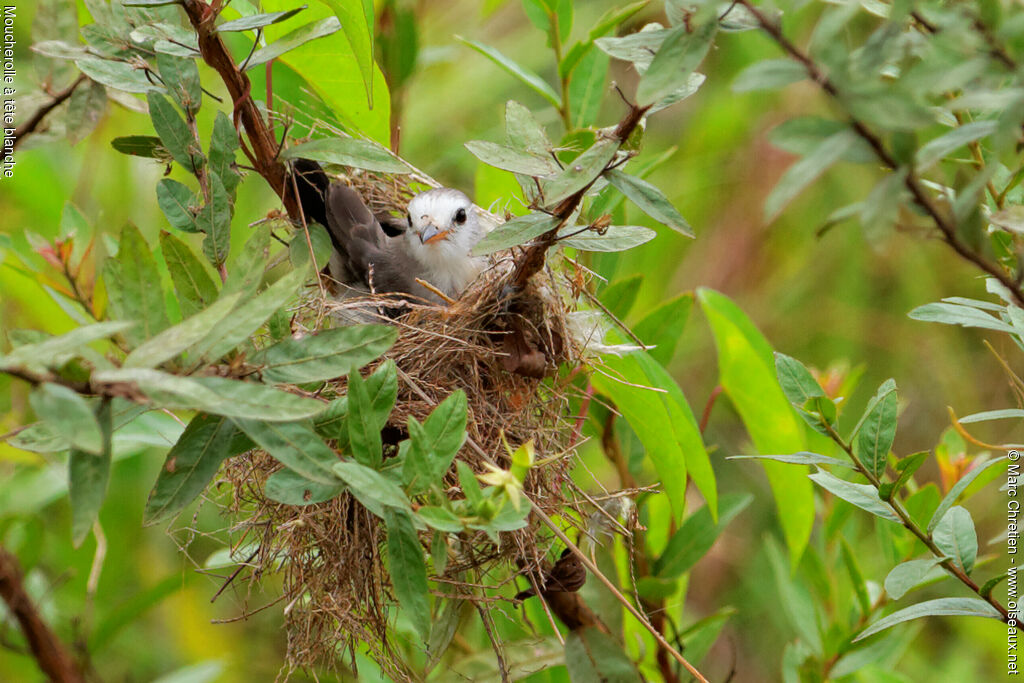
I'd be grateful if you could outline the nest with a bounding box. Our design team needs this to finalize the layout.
[213,171,590,677]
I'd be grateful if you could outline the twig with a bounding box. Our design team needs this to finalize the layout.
[0,546,84,682]
[2,75,88,163]
[737,0,1024,307]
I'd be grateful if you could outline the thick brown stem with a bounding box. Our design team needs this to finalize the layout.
[510,104,651,289]
[181,0,298,219]
[0,547,84,683]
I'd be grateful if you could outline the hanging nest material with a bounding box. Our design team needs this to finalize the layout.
[214,169,593,676]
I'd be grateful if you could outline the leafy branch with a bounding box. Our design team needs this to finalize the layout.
[737,0,1024,307]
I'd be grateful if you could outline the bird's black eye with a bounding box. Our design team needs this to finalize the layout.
[454,208,467,225]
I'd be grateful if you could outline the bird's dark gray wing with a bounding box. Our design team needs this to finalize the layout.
[325,184,432,301]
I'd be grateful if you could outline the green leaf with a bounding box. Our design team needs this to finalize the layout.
[698,288,812,564]
[417,506,464,533]
[732,58,805,92]
[653,493,751,577]
[243,16,341,70]
[854,598,1000,642]
[766,539,823,656]
[255,325,396,384]
[465,140,560,177]
[160,231,219,318]
[265,468,344,505]
[233,418,338,484]
[103,223,171,346]
[0,321,133,372]
[633,293,692,365]
[856,380,899,479]
[144,414,247,524]
[927,457,1006,533]
[221,228,271,299]
[768,117,875,164]
[192,266,310,363]
[884,558,945,600]
[124,292,241,369]
[635,21,715,107]
[457,36,561,108]
[542,139,619,208]
[932,506,978,574]
[565,626,643,683]
[605,169,693,237]
[727,452,854,468]
[916,120,998,171]
[94,368,327,421]
[289,223,334,270]
[69,399,113,546]
[147,92,202,171]
[403,391,468,495]
[199,172,233,267]
[559,224,656,251]
[505,100,551,155]
[333,460,411,511]
[111,135,171,160]
[958,409,1024,423]
[840,538,871,616]
[908,302,1018,334]
[320,0,375,107]
[208,112,241,198]
[281,137,409,174]
[30,384,104,454]
[567,45,609,129]
[157,179,200,233]
[66,78,108,145]
[75,56,155,93]
[347,369,384,468]
[217,7,307,32]
[765,129,857,221]
[156,52,201,115]
[591,350,715,523]
[886,450,928,499]
[774,352,825,406]
[808,468,900,522]
[472,212,559,256]
[384,508,431,642]
[600,274,643,319]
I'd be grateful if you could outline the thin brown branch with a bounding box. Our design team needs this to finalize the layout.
[737,0,1024,307]
[0,546,84,683]
[509,103,651,289]
[1,74,88,163]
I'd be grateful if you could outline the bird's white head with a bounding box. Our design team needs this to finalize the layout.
[404,188,484,296]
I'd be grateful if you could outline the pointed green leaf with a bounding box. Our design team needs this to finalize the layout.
[333,460,411,511]
[809,468,900,522]
[403,391,467,495]
[472,212,559,256]
[654,493,751,577]
[217,7,307,32]
[30,384,104,454]
[884,558,945,600]
[543,139,618,208]
[281,137,409,174]
[0,321,134,371]
[208,112,240,197]
[465,140,560,177]
[633,293,692,365]
[69,399,113,546]
[854,598,1000,642]
[147,92,202,171]
[505,100,551,155]
[384,508,431,641]
[932,506,978,574]
[558,224,656,251]
[160,231,219,318]
[157,179,200,233]
[765,129,857,221]
[255,325,397,384]
[635,21,715,106]
[144,414,247,524]
[265,467,345,505]
[732,58,805,92]
[103,223,170,346]
[605,169,693,237]
[199,172,232,267]
[243,16,341,71]
[156,52,201,115]
[233,418,338,484]
[124,292,241,368]
[856,381,899,479]
[774,352,825,406]
[457,36,561,108]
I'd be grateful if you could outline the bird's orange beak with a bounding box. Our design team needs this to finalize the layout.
[421,225,451,244]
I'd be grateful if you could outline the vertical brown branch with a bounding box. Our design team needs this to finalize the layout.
[0,547,84,683]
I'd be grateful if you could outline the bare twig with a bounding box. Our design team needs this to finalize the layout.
[0,546,84,683]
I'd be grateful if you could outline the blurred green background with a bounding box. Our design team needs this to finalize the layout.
[0,0,1012,680]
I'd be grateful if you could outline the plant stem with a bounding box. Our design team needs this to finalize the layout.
[820,420,1010,622]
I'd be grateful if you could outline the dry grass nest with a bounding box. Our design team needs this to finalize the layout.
[213,171,595,676]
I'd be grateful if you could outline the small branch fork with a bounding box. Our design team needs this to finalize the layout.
[736,0,1024,307]
[0,546,84,683]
